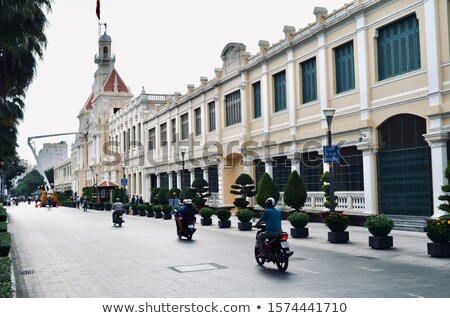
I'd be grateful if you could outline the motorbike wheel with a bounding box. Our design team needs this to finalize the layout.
[276,251,289,272]
[254,246,265,266]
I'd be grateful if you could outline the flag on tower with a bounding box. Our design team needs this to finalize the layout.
[96,0,100,20]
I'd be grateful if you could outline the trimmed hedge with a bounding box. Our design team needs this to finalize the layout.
[0,232,11,256]
[0,209,6,222]
[0,256,12,298]
[0,222,6,233]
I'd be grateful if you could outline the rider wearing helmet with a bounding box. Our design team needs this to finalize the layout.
[254,197,282,257]
[111,198,124,222]
[175,199,197,233]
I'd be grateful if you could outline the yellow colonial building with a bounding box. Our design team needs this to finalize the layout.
[73,0,450,223]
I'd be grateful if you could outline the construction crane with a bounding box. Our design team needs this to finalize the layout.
[28,132,78,193]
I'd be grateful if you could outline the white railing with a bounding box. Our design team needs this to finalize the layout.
[304,191,365,212]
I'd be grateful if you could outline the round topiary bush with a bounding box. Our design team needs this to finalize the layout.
[288,212,310,229]
[199,207,213,219]
[236,209,253,223]
[216,209,231,221]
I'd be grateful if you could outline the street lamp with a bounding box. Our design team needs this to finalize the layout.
[323,108,336,214]
[180,150,186,189]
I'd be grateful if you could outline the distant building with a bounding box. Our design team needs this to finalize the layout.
[53,159,72,193]
[37,141,68,171]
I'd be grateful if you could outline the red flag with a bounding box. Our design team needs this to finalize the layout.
[96,0,100,20]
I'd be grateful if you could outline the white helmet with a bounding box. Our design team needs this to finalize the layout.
[265,197,275,208]
[183,199,192,205]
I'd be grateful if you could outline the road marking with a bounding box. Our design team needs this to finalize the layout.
[357,266,382,272]
[407,293,424,298]
[297,268,320,274]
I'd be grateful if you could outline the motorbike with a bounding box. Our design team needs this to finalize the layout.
[254,222,293,272]
[112,210,125,227]
[176,216,196,240]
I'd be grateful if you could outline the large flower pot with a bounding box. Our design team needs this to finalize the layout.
[327,223,348,233]
[368,226,392,237]
[427,242,450,258]
[201,218,212,226]
[369,236,393,249]
[328,231,349,243]
[163,213,172,220]
[146,211,155,217]
[155,212,163,219]
[238,222,252,231]
[290,227,309,238]
[426,232,450,243]
[218,220,231,228]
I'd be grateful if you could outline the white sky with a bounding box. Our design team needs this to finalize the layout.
[17,0,346,165]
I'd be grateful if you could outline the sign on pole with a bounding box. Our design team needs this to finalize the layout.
[323,145,340,163]
[121,178,128,186]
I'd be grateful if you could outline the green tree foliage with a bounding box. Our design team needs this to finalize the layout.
[180,187,197,201]
[256,173,280,208]
[0,1,53,165]
[156,187,169,206]
[150,187,160,204]
[82,186,97,201]
[191,177,211,209]
[283,170,307,211]
[12,169,43,196]
[44,167,54,186]
[439,162,450,213]
[1,155,25,190]
[230,173,257,209]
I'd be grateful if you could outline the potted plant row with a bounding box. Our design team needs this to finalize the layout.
[365,215,394,249]
[325,213,350,243]
[236,209,253,231]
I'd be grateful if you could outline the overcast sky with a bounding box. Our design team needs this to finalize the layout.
[17,0,346,164]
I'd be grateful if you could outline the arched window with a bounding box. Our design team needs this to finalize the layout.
[103,46,108,58]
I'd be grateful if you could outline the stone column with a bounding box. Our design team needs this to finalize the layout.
[424,131,449,217]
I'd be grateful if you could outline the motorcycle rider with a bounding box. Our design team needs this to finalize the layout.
[254,197,282,258]
[175,199,196,234]
[111,198,124,223]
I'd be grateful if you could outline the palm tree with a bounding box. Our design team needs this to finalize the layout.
[0,0,53,163]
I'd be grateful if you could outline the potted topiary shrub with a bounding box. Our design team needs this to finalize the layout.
[287,212,310,238]
[145,203,154,217]
[162,205,173,220]
[216,209,232,228]
[230,173,257,210]
[236,209,253,231]
[0,232,11,256]
[199,207,213,225]
[137,204,147,216]
[104,202,112,211]
[365,214,394,249]
[123,203,130,214]
[425,219,450,257]
[191,178,211,210]
[325,213,350,243]
[153,205,163,218]
[255,173,280,209]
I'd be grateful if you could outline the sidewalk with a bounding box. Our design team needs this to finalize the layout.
[212,216,450,269]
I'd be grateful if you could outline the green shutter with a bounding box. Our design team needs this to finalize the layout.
[335,41,354,94]
[377,14,420,81]
[302,58,317,104]
[253,82,261,118]
[274,71,286,112]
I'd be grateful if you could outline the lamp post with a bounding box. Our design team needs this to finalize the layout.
[323,108,336,214]
[180,150,186,189]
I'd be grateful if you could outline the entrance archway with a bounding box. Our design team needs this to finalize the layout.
[222,153,244,206]
[376,114,433,217]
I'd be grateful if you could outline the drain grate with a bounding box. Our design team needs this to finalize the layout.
[168,263,226,273]
[20,270,35,275]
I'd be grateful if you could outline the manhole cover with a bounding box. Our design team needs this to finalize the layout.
[168,263,226,273]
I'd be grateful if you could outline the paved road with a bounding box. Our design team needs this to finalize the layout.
[7,203,450,298]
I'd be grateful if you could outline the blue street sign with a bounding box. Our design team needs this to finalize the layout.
[121,178,128,186]
[323,145,340,163]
